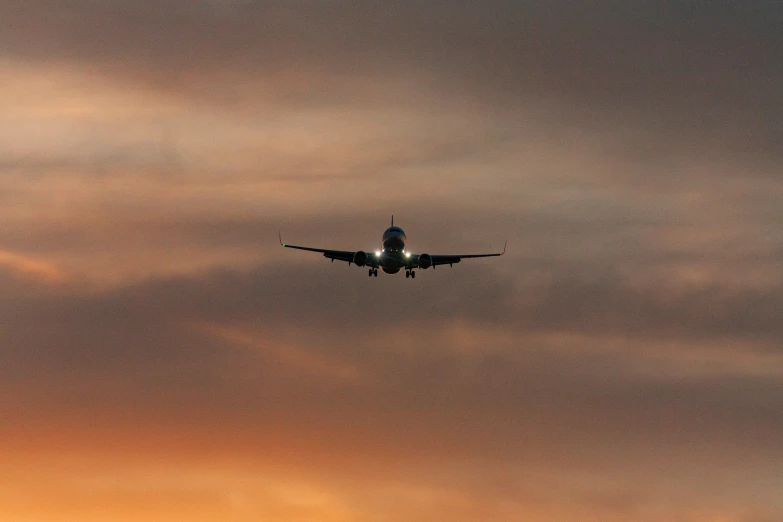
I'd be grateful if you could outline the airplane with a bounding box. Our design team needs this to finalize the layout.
[279,216,506,278]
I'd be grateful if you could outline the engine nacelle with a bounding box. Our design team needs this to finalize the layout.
[353,251,368,267]
[418,253,432,269]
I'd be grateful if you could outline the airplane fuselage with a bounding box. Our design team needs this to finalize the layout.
[376,226,409,274]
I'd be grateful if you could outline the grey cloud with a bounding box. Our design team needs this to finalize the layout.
[2,252,782,381]
[1,1,780,160]
[1,262,783,472]
[19,253,783,342]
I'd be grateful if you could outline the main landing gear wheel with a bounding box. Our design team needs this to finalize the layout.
[368,268,373,277]
[405,271,410,278]
[374,269,378,277]
[411,270,416,279]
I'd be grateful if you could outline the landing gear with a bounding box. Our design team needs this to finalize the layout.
[368,268,373,277]
[406,270,416,279]
[369,268,378,277]
[374,269,378,277]
[411,270,416,279]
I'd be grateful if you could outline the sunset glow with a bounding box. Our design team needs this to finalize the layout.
[1,2,782,521]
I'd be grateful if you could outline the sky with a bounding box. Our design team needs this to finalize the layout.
[1,1,782,520]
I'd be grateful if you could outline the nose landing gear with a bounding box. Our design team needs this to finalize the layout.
[406,270,416,279]
[369,268,378,277]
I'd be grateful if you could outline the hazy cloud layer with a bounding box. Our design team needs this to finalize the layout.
[1,1,782,520]
[2,0,781,166]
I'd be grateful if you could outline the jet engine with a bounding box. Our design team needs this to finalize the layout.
[353,251,368,267]
[418,253,432,269]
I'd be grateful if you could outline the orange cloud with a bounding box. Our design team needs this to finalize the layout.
[193,322,365,384]
[0,249,67,283]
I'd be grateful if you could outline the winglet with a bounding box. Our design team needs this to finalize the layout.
[279,231,285,247]
[501,240,507,255]
[391,215,394,226]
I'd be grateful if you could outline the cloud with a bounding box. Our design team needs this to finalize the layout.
[1,240,781,518]
[1,2,782,519]
[2,260,782,453]
[0,249,67,283]
[0,1,780,163]
[193,321,365,384]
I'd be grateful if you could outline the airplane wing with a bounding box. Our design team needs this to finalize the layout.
[411,241,507,268]
[279,233,376,265]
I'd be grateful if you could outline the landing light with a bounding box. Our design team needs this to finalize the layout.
[375,250,381,257]
[405,252,411,258]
